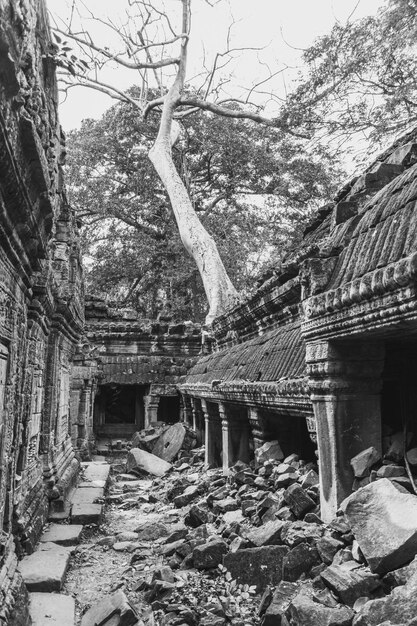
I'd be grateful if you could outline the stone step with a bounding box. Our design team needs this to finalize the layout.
[18,543,72,591]
[81,461,110,486]
[71,502,103,524]
[40,523,83,546]
[29,592,75,626]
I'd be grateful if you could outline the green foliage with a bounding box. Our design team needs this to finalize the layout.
[65,88,343,321]
[284,0,417,160]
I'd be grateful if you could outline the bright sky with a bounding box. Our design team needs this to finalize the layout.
[48,0,384,131]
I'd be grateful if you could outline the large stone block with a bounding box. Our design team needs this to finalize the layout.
[342,478,417,573]
[126,447,172,477]
[223,545,289,591]
[29,593,75,626]
[81,590,138,626]
[353,571,417,626]
[18,544,71,591]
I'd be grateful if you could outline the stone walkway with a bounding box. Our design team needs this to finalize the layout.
[18,459,111,626]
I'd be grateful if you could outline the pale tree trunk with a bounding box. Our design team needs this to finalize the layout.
[148,0,239,325]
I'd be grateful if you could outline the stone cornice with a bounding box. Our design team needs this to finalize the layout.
[302,252,417,340]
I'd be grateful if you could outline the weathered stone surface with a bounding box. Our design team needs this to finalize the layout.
[126,447,172,477]
[317,536,345,565]
[18,545,71,591]
[283,542,320,582]
[376,465,405,479]
[288,591,354,626]
[81,590,138,626]
[29,593,75,626]
[406,447,417,466]
[262,581,300,626]
[350,448,381,478]
[343,479,417,573]
[281,522,324,547]
[173,485,200,508]
[283,484,316,518]
[223,546,289,591]
[152,423,189,462]
[245,520,286,547]
[40,524,83,546]
[81,461,111,485]
[71,503,103,524]
[321,563,380,606]
[255,441,284,465]
[135,522,169,541]
[193,539,228,569]
[353,571,417,626]
[213,498,239,514]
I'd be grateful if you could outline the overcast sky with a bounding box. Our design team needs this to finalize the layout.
[48,0,383,131]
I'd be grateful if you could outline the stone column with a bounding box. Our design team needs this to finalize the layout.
[306,340,385,522]
[218,402,233,474]
[201,399,222,468]
[182,395,193,428]
[144,394,160,427]
[248,406,266,452]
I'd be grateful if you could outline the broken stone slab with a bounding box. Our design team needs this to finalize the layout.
[376,464,406,478]
[40,523,83,546]
[29,593,75,626]
[245,520,287,548]
[342,478,417,573]
[173,485,200,508]
[126,447,172,477]
[350,447,381,478]
[135,522,169,541]
[287,590,354,626]
[321,563,380,606]
[81,590,138,626]
[223,545,289,591]
[18,544,72,591]
[152,423,196,462]
[213,498,239,515]
[317,535,345,565]
[262,581,301,626]
[255,441,284,466]
[281,521,324,548]
[353,570,417,626]
[223,509,244,525]
[71,487,104,506]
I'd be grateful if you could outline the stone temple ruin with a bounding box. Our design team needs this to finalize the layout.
[1,0,417,625]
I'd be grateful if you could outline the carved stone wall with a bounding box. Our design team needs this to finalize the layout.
[0,1,83,622]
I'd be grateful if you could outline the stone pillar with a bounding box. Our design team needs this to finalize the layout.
[144,394,160,427]
[218,402,233,474]
[201,399,222,468]
[182,395,193,428]
[306,340,385,522]
[248,406,266,452]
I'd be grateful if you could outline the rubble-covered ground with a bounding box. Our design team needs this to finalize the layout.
[63,424,417,626]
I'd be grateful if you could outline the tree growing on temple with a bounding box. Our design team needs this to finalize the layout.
[66,89,341,320]
[49,0,318,324]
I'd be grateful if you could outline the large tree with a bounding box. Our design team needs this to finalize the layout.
[67,90,341,320]
[49,0,317,323]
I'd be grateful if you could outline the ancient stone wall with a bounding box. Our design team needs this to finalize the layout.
[0,1,83,622]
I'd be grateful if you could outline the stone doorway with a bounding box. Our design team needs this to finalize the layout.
[157,395,180,424]
[93,384,146,439]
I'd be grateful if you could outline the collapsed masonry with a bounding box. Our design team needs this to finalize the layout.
[1,0,417,623]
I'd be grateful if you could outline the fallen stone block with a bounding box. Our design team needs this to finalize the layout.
[40,523,83,546]
[152,423,196,462]
[353,570,417,626]
[262,581,301,626]
[223,545,289,591]
[135,522,169,541]
[81,590,138,626]
[213,498,239,515]
[321,563,380,606]
[245,520,287,548]
[173,485,200,508]
[29,592,75,626]
[317,535,345,565]
[283,483,316,518]
[193,539,228,569]
[18,544,71,591]
[342,478,417,573]
[255,441,284,465]
[350,447,381,478]
[283,542,320,582]
[287,591,354,626]
[281,521,324,548]
[126,447,172,477]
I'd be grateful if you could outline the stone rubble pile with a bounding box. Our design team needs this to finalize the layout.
[77,434,417,626]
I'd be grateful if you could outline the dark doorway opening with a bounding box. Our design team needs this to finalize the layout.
[260,410,316,462]
[382,341,417,452]
[157,395,180,424]
[94,384,146,438]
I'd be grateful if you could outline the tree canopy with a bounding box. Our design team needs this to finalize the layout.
[66,90,342,321]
